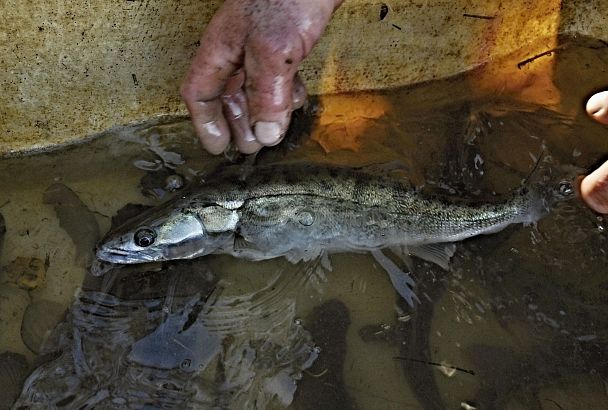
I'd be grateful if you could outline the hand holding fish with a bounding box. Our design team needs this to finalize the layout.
[582,91,608,214]
[181,0,343,155]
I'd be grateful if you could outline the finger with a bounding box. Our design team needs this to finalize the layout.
[292,73,307,110]
[579,160,608,214]
[586,91,608,125]
[244,37,300,146]
[180,6,245,154]
[187,100,231,155]
[222,71,261,154]
[222,87,262,154]
[181,5,244,102]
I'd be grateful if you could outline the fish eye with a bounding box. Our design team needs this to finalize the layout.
[558,181,574,197]
[134,228,156,247]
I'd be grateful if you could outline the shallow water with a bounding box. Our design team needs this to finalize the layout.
[1,37,608,409]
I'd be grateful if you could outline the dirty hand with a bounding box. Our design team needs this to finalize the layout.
[581,91,608,214]
[181,0,343,155]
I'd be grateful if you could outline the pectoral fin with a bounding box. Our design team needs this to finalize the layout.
[234,233,250,251]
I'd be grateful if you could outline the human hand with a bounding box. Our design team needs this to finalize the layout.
[581,91,608,214]
[181,0,343,155]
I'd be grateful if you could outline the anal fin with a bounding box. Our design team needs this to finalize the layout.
[285,247,324,264]
[407,243,456,270]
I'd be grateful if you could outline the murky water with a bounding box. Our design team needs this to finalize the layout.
[1,37,608,409]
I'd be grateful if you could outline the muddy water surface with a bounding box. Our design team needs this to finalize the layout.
[0,37,607,409]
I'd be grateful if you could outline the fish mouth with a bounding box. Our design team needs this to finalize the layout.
[95,247,156,264]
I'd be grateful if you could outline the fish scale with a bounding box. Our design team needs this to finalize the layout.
[96,162,574,303]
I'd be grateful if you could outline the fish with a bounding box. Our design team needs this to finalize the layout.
[96,163,576,305]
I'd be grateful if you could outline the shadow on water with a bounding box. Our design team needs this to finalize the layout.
[0,36,607,409]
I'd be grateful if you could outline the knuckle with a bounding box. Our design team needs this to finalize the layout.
[180,81,197,102]
[250,30,302,67]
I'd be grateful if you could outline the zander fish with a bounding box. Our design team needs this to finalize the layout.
[96,163,575,305]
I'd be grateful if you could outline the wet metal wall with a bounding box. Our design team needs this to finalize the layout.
[1,0,607,156]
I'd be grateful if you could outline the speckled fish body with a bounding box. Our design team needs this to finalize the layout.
[96,163,555,265]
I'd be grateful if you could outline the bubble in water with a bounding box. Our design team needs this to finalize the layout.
[558,181,574,197]
[164,174,184,191]
[180,359,192,370]
[596,216,605,233]
[473,154,484,170]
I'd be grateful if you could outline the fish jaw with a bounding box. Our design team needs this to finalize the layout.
[96,208,214,265]
[95,247,160,264]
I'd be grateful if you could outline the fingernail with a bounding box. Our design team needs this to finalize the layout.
[254,121,282,145]
[201,121,223,138]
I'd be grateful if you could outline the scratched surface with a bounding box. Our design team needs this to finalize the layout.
[1,0,608,156]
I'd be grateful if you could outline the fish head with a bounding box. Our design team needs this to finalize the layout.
[96,200,239,264]
[519,164,582,223]
[541,164,582,203]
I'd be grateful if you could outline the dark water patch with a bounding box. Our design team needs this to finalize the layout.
[0,351,29,410]
[293,299,356,409]
[43,183,100,267]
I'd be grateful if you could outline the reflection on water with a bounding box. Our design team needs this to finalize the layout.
[1,37,608,409]
[14,259,320,409]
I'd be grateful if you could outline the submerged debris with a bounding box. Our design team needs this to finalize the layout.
[140,168,185,200]
[1,257,48,290]
[127,296,220,373]
[293,299,356,409]
[43,183,100,267]
[0,351,29,410]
